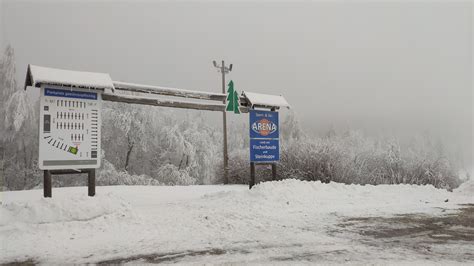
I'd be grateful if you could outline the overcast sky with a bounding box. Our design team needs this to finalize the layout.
[1,0,472,167]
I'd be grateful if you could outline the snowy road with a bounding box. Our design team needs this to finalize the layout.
[1,179,473,264]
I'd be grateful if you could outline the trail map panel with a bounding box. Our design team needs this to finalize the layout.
[249,110,279,162]
[39,85,102,170]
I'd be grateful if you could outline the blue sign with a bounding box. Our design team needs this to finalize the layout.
[45,88,97,100]
[249,110,279,162]
[250,139,279,162]
[249,110,279,139]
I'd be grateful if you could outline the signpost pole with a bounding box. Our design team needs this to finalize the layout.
[250,162,256,189]
[213,60,232,184]
[272,164,277,181]
[249,106,255,189]
[88,169,96,197]
[43,170,52,198]
[270,107,277,181]
[221,61,229,185]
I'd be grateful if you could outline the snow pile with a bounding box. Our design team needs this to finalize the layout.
[0,192,132,226]
[250,179,445,203]
[206,179,465,216]
[454,179,474,196]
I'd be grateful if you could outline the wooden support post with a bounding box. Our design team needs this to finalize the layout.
[272,106,278,182]
[272,163,277,181]
[88,169,96,197]
[250,162,256,189]
[43,170,52,198]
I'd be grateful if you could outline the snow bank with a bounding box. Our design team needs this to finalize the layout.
[249,179,445,203]
[454,179,474,196]
[0,192,132,226]
[1,182,472,264]
[204,179,467,217]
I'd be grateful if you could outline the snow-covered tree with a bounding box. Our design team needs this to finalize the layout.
[102,103,151,171]
[281,110,303,143]
[0,45,17,105]
[0,45,39,190]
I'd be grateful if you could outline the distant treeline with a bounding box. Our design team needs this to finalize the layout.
[0,45,463,191]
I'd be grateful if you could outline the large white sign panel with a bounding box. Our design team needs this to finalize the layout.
[39,85,102,170]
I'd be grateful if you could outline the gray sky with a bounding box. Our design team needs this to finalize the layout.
[1,0,473,167]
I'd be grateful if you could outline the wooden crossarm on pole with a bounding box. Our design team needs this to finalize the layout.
[102,93,226,112]
[113,81,226,102]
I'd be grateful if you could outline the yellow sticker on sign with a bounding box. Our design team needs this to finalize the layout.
[68,146,78,155]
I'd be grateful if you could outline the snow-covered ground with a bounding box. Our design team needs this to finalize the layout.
[1,179,473,264]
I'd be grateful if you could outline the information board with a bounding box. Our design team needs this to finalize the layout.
[249,110,279,162]
[38,85,102,170]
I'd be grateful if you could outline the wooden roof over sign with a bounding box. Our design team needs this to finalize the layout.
[23,64,289,112]
[241,91,290,110]
[24,64,115,91]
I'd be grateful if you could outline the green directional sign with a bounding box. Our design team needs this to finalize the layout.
[232,90,240,114]
[226,80,234,112]
[226,80,240,114]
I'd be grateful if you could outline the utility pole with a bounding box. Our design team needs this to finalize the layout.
[213,60,232,184]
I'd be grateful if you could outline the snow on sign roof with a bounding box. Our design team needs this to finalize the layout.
[24,64,114,91]
[242,91,290,109]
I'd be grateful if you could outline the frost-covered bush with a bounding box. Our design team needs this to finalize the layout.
[153,164,196,185]
[97,160,161,186]
[276,131,461,189]
[227,149,250,184]
[227,112,461,189]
